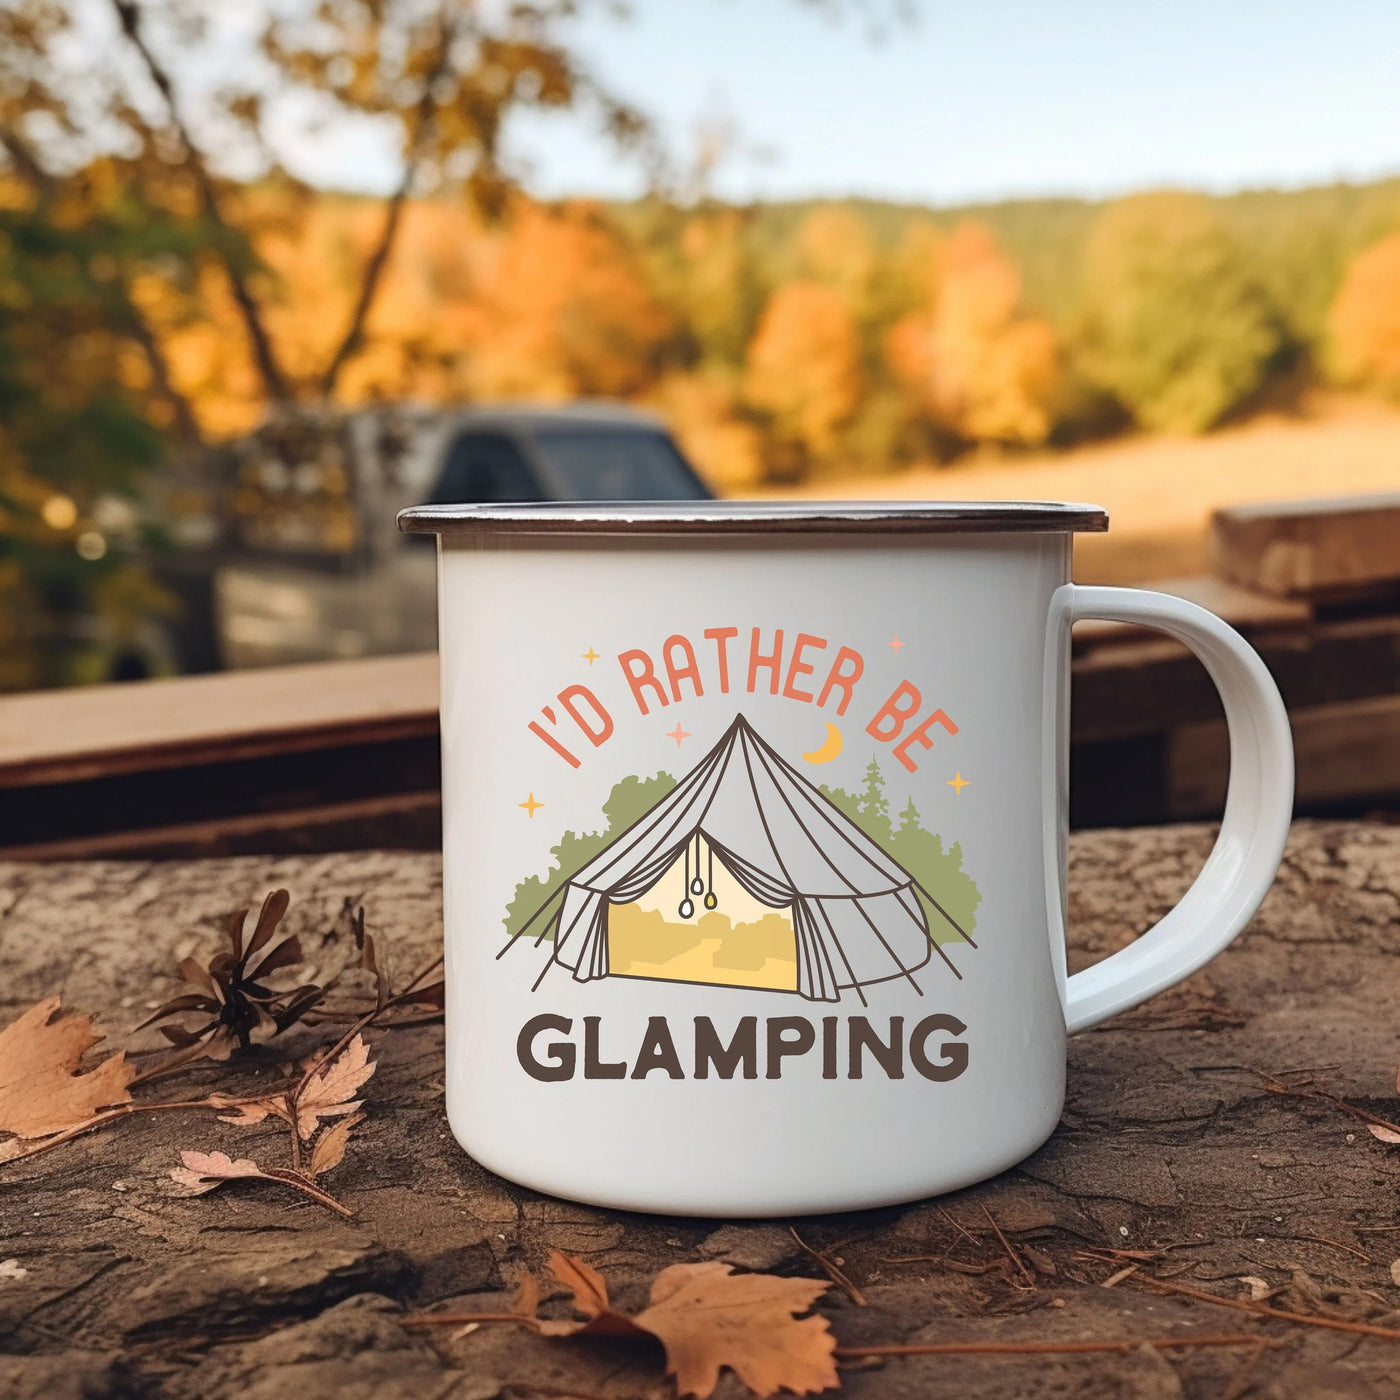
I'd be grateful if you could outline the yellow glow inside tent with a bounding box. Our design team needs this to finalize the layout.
[608,846,798,992]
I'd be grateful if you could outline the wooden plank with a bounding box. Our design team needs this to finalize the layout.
[0,652,439,788]
[0,789,441,862]
[1168,691,1400,817]
[1071,612,1400,743]
[1210,492,1400,598]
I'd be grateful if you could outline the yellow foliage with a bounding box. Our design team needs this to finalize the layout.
[1328,232,1400,394]
[648,368,764,490]
[744,281,861,460]
[885,223,1060,446]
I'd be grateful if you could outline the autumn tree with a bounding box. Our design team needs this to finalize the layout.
[1079,191,1285,433]
[885,222,1061,449]
[1327,232,1400,396]
[744,282,862,474]
[462,198,676,402]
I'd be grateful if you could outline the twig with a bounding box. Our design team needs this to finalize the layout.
[1101,1265,1139,1289]
[1133,1276,1400,1342]
[1244,1068,1400,1138]
[938,1204,981,1251]
[789,1226,867,1307]
[833,1335,1276,1357]
[981,1204,1035,1288]
[1292,1233,1372,1263]
[882,1256,1004,1275]
[0,1095,275,1166]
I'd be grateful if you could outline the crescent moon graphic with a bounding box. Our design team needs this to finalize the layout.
[802,722,844,765]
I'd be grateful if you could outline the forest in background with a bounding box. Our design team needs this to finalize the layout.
[101,173,1400,490]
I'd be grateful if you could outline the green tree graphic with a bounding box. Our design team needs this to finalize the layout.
[503,772,677,938]
[822,761,981,943]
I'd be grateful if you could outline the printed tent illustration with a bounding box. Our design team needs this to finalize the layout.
[505,715,973,1002]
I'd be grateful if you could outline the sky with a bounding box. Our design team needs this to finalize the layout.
[284,0,1400,208]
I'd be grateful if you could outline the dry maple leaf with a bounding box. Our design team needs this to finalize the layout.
[0,997,135,1139]
[170,1149,267,1195]
[520,1251,837,1398]
[169,1148,354,1216]
[294,1034,375,1139]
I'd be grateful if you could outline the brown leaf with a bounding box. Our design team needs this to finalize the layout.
[0,998,135,1139]
[294,1034,375,1139]
[308,1110,363,1178]
[635,1262,837,1399]
[534,1252,835,1398]
[207,1091,288,1127]
[170,1149,269,1195]
[1390,1258,1400,1289]
[245,889,291,960]
[1368,1123,1400,1144]
[546,1250,614,1319]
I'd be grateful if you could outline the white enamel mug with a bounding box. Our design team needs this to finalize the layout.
[398,501,1294,1217]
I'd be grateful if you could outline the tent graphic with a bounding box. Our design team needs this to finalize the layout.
[501,715,976,1003]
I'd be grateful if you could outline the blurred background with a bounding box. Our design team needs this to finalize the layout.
[2,0,1399,853]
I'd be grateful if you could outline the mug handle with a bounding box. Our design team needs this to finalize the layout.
[1047,584,1294,1034]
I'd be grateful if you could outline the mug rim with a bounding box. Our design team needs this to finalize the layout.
[397,499,1109,536]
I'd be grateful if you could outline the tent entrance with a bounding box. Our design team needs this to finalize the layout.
[607,840,798,993]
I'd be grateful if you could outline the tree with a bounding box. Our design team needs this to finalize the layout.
[0,203,175,689]
[855,758,893,845]
[1327,232,1400,396]
[1079,192,1284,433]
[461,198,675,402]
[744,281,862,472]
[0,0,655,429]
[885,222,1061,448]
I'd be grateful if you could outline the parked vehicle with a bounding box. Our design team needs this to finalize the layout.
[215,403,711,668]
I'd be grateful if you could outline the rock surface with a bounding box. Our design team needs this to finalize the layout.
[2,822,1400,1397]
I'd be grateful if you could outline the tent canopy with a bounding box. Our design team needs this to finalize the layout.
[507,715,969,1003]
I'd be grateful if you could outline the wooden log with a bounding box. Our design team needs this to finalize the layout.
[1211,492,1400,599]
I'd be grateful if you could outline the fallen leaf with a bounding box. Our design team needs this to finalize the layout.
[1390,1259,1400,1288]
[208,1091,288,1128]
[548,1250,614,1320]
[169,1148,354,1216]
[308,1110,362,1178]
[0,998,134,1138]
[1368,1123,1400,1144]
[636,1262,838,1399]
[1239,1275,1272,1301]
[293,1034,375,1139]
[526,1251,836,1398]
[170,1149,269,1196]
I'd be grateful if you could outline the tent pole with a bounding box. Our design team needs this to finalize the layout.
[495,881,569,959]
[909,878,977,948]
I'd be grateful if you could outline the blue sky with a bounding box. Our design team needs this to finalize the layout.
[290,0,1400,206]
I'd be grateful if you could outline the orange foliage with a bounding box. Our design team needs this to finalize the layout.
[461,198,674,402]
[886,223,1060,446]
[1329,232,1400,394]
[744,281,861,460]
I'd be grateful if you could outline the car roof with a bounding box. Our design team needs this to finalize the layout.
[445,402,669,435]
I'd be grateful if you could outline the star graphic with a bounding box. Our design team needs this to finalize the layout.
[581,647,600,666]
[518,793,543,818]
[946,772,968,796]
[888,635,905,652]
[666,722,691,747]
